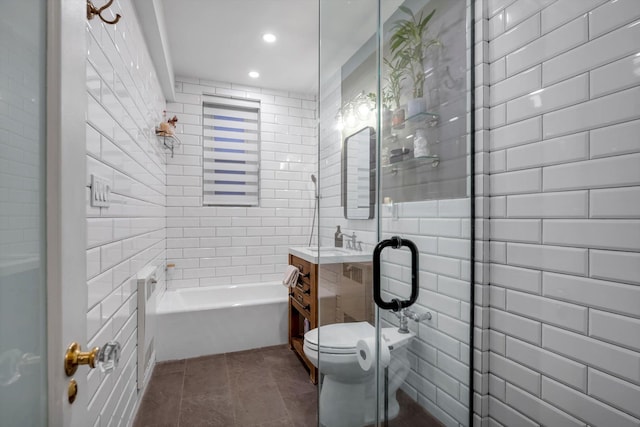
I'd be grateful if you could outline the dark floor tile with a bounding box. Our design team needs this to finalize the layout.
[226,348,278,392]
[240,417,294,427]
[282,390,317,427]
[133,372,183,427]
[230,366,276,392]
[136,346,447,427]
[264,347,307,372]
[274,365,316,399]
[183,354,230,396]
[389,391,445,427]
[185,354,227,375]
[154,359,185,376]
[178,391,235,427]
[225,348,266,374]
[183,371,230,397]
[390,410,445,427]
[232,382,289,426]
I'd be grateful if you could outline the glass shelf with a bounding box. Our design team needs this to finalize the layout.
[392,111,439,130]
[382,154,440,173]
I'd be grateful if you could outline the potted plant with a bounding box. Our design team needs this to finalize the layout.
[389,6,440,117]
[383,57,407,128]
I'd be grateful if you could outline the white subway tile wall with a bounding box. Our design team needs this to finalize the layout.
[486,1,640,426]
[473,3,493,425]
[165,78,316,289]
[85,2,166,426]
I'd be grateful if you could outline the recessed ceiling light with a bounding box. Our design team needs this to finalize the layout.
[248,71,260,78]
[262,33,277,43]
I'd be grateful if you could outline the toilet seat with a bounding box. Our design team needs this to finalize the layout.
[304,321,374,354]
[304,322,414,354]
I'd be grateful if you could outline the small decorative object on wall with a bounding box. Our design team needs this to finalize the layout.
[156,112,178,136]
[389,6,441,117]
[412,128,430,159]
[86,0,122,25]
[156,111,181,157]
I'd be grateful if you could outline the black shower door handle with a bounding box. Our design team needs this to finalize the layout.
[373,236,419,311]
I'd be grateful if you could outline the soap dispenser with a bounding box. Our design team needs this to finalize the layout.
[335,225,343,248]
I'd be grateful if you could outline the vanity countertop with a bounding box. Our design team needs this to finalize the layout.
[289,246,372,264]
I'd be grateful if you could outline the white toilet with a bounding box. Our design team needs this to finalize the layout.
[303,321,413,427]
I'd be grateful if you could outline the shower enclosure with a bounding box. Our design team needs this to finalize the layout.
[316,0,474,425]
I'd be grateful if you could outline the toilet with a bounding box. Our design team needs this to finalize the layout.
[303,321,414,427]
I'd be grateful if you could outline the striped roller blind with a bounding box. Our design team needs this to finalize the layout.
[202,96,260,206]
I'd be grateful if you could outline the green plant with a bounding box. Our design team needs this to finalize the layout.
[383,57,407,109]
[389,6,440,99]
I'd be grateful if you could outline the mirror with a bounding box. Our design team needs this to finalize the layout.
[342,126,376,219]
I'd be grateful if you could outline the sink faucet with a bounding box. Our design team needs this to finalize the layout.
[345,232,358,250]
[337,230,363,251]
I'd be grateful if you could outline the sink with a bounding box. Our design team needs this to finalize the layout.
[289,246,371,264]
[306,247,350,255]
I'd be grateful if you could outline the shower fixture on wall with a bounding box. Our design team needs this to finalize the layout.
[308,174,319,247]
[87,0,122,25]
[310,173,318,199]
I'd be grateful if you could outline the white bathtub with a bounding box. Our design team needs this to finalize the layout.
[156,282,289,361]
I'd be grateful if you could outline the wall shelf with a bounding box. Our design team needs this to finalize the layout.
[382,154,440,173]
[155,130,181,158]
[382,111,440,173]
[392,111,439,130]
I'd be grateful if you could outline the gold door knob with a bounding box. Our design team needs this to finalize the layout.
[64,341,120,377]
[64,342,99,376]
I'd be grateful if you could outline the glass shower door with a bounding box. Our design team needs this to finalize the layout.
[317,0,473,425]
[374,1,473,425]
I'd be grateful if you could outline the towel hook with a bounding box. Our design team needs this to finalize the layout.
[87,0,122,25]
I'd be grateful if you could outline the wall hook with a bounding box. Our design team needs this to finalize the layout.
[87,0,121,25]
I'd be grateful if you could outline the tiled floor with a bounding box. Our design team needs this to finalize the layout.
[133,345,444,427]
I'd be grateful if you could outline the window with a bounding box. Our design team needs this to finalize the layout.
[202,96,260,206]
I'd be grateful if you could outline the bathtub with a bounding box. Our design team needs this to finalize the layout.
[156,282,289,361]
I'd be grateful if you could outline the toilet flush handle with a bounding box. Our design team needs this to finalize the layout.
[394,308,432,334]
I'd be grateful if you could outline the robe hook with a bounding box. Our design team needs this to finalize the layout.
[87,0,122,25]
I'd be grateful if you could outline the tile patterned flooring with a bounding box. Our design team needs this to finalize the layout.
[133,345,444,427]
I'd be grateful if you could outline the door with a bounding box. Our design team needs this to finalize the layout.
[1,1,90,426]
[317,0,473,425]
[0,1,50,424]
[374,0,474,425]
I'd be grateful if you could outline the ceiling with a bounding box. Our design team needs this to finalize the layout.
[157,0,385,95]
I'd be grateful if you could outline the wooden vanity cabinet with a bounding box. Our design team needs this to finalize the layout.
[288,254,318,384]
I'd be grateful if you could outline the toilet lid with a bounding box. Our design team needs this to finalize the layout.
[304,321,374,354]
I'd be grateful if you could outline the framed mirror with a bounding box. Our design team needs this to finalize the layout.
[342,126,376,219]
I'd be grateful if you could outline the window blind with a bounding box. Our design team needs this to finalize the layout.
[202,96,260,206]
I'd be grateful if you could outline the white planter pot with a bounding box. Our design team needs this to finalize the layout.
[407,97,426,117]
